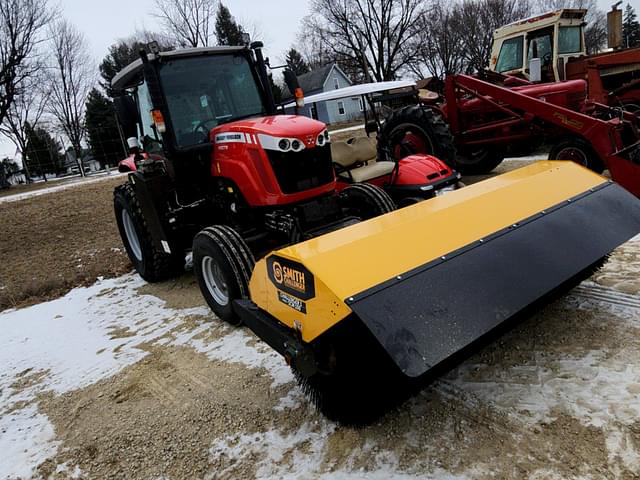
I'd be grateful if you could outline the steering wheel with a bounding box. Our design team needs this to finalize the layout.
[542,52,552,66]
[193,119,217,142]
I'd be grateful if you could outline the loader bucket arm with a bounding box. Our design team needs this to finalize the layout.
[444,74,640,197]
[242,162,640,378]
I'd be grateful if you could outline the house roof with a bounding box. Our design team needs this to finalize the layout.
[283,63,351,100]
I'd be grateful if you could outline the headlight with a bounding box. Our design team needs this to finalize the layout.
[258,134,307,152]
[324,129,330,141]
[317,134,325,146]
[278,139,291,151]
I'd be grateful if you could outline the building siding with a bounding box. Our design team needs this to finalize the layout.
[284,64,363,125]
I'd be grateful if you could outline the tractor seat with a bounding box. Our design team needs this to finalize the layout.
[331,137,395,183]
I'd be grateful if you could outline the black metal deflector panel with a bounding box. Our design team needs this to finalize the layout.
[347,183,640,378]
[233,299,318,377]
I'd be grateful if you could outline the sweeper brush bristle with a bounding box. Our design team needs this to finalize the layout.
[292,255,611,426]
[292,317,415,426]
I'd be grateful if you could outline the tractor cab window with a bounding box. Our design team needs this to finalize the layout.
[159,54,265,148]
[496,36,524,73]
[527,29,553,65]
[136,81,154,137]
[558,26,582,54]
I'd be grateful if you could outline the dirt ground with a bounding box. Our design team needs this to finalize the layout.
[0,175,131,311]
[3,155,640,479]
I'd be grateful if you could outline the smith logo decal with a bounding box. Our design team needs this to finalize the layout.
[267,255,315,300]
[278,291,307,313]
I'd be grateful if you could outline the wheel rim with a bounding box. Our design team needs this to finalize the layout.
[121,209,142,261]
[555,147,588,166]
[201,256,229,306]
[390,125,434,160]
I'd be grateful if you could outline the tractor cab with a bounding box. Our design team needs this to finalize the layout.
[490,9,587,82]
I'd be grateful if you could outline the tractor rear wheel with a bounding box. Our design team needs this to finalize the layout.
[193,225,255,325]
[114,183,183,282]
[378,105,457,166]
[341,183,396,219]
[548,137,605,173]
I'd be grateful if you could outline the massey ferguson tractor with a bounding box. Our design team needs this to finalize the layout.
[111,43,399,289]
[112,42,640,424]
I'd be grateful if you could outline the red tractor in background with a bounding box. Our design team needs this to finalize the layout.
[377,7,640,195]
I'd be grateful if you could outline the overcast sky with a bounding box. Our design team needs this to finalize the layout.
[0,0,625,159]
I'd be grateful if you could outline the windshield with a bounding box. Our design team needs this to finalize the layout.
[159,54,265,147]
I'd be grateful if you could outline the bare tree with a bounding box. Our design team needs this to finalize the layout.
[47,19,94,177]
[153,0,217,48]
[0,0,53,127]
[303,0,424,82]
[0,71,49,182]
[456,0,532,73]
[408,1,467,79]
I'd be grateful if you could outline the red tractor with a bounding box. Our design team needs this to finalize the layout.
[111,42,461,322]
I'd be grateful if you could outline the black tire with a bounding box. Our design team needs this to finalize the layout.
[114,183,183,282]
[548,137,605,173]
[378,105,457,166]
[454,147,505,175]
[193,225,255,325]
[341,183,396,219]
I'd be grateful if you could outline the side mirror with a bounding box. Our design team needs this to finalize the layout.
[529,58,542,82]
[284,69,304,108]
[114,95,140,140]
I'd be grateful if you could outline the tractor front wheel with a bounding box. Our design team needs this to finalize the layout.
[114,183,183,282]
[193,225,255,325]
[548,138,605,173]
[341,183,396,219]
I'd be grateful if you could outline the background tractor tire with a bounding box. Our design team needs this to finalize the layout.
[453,147,505,175]
[114,183,183,282]
[193,225,255,325]
[341,183,396,219]
[378,105,457,166]
[548,137,605,173]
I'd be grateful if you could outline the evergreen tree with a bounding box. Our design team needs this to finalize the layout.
[623,3,640,48]
[85,88,125,169]
[285,48,310,76]
[268,74,283,105]
[24,123,62,177]
[0,157,18,189]
[99,37,174,97]
[215,3,245,46]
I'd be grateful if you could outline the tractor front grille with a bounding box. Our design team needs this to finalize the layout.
[265,144,334,194]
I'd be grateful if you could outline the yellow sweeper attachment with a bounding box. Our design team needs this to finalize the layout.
[234,161,640,423]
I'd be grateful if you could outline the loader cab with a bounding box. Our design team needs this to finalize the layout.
[491,9,587,82]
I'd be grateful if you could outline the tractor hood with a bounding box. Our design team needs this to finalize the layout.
[211,115,326,141]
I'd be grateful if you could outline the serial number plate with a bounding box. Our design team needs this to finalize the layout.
[278,291,307,313]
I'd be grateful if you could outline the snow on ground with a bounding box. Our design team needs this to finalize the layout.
[2,237,640,478]
[0,171,126,204]
[0,274,291,478]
